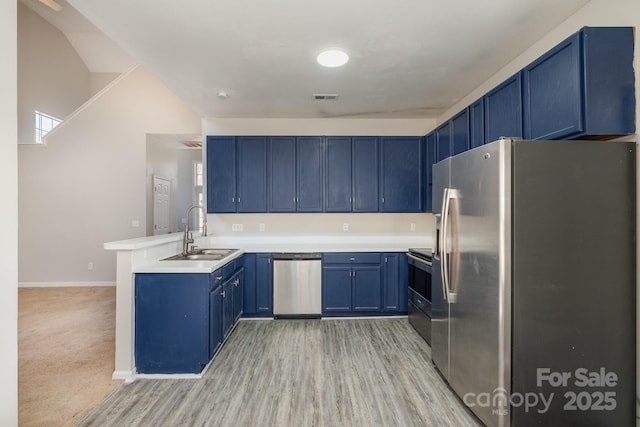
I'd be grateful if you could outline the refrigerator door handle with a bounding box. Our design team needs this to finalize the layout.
[440,188,451,302]
[447,189,460,304]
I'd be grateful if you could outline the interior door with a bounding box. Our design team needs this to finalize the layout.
[153,175,171,235]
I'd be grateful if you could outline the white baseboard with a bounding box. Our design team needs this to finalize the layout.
[18,281,116,288]
[112,370,135,383]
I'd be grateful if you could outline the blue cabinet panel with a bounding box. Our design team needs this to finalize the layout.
[255,254,273,315]
[209,285,223,359]
[469,99,485,148]
[325,137,352,212]
[135,273,210,374]
[206,136,236,213]
[524,27,635,140]
[523,33,581,140]
[352,137,379,212]
[232,269,244,323]
[222,278,234,338]
[484,72,523,143]
[296,136,324,212]
[352,265,382,311]
[322,266,352,312]
[383,254,399,311]
[242,253,257,314]
[424,133,435,212]
[451,109,470,156]
[269,136,296,212]
[436,122,451,162]
[236,137,267,212]
[379,137,423,212]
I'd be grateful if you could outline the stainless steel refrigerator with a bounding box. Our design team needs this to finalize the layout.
[431,138,635,427]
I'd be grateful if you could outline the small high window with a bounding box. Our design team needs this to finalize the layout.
[34,111,61,144]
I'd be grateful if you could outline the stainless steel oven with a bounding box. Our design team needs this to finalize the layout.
[407,248,432,344]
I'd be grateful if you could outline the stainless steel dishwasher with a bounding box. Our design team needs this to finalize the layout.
[272,253,322,319]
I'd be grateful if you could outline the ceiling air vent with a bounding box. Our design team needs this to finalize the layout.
[313,94,339,101]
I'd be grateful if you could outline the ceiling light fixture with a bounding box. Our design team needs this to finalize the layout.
[216,91,229,100]
[38,0,63,12]
[317,49,349,68]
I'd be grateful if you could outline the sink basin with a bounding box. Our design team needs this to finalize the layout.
[161,248,239,262]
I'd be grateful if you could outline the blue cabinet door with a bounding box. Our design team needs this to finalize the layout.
[209,285,223,359]
[296,136,324,212]
[352,265,382,311]
[436,122,451,162]
[322,266,352,312]
[269,136,296,212]
[206,136,236,213]
[379,137,423,212]
[242,254,256,314]
[325,137,352,212]
[135,273,210,374]
[469,99,485,148]
[237,136,268,212]
[424,133,435,212]
[484,72,523,143]
[523,33,581,140]
[383,254,399,311]
[451,109,470,156]
[222,278,234,338]
[232,269,244,323]
[255,254,273,315]
[352,137,379,212]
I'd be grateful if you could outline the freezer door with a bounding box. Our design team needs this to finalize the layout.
[430,158,450,379]
[447,140,511,427]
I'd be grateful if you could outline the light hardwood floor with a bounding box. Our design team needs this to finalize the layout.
[79,318,480,426]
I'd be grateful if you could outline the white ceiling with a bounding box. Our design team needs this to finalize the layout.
[35,0,591,118]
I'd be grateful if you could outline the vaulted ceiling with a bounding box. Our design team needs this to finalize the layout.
[29,0,591,118]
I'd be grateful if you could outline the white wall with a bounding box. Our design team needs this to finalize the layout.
[17,2,91,145]
[89,72,119,97]
[18,66,201,285]
[176,148,203,231]
[201,117,436,239]
[1,1,18,424]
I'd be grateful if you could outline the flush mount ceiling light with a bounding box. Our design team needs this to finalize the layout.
[317,49,349,68]
[216,91,229,100]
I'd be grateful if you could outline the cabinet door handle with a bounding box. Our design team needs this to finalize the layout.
[221,291,226,297]
[353,271,356,277]
[381,197,385,204]
[237,197,241,204]
[234,279,239,286]
[350,257,355,261]
[216,276,223,282]
[232,197,235,203]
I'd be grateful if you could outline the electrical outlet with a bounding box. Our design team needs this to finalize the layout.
[342,223,349,232]
[232,223,244,232]
[259,223,266,232]
[88,262,94,270]
[131,220,140,228]
[410,223,416,231]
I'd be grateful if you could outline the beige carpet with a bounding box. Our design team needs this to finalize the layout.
[19,286,122,427]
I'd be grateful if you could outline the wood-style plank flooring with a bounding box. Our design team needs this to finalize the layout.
[78,318,480,426]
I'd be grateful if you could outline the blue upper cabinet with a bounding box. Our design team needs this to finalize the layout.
[206,136,236,213]
[206,136,267,213]
[296,136,324,212]
[523,27,635,140]
[325,136,352,212]
[484,72,523,144]
[379,136,423,213]
[436,122,451,162]
[269,136,296,212]
[469,98,485,149]
[451,109,470,156]
[352,137,379,212]
[236,137,268,212]
[424,133,435,213]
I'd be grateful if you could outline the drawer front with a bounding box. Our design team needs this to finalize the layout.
[323,253,381,265]
[409,288,431,316]
[222,261,236,280]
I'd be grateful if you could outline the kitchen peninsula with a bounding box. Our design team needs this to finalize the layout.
[105,232,429,380]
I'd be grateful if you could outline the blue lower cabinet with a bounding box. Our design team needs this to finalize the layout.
[322,267,352,312]
[352,266,382,311]
[209,285,223,359]
[135,273,210,374]
[222,278,234,338]
[243,253,273,317]
[383,253,408,313]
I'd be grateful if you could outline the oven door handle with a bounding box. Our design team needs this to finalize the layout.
[407,253,432,268]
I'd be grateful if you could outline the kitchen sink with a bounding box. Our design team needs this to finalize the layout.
[161,248,239,261]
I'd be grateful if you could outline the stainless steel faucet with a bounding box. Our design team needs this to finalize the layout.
[182,204,208,256]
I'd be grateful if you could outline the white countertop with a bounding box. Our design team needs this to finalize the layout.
[106,234,432,273]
